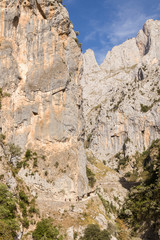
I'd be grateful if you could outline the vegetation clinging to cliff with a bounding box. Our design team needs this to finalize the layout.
[80,224,110,240]
[0,183,19,240]
[120,139,160,239]
[32,218,63,240]
[86,167,96,188]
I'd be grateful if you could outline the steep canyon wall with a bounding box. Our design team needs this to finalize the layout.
[0,0,88,210]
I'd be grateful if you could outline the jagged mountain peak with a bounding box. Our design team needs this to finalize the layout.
[82,18,160,166]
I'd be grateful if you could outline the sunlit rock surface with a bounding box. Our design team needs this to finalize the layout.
[82,19,160,167]
[0,0,88,207]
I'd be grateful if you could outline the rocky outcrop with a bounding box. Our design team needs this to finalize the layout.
[0,0,88,208]
[82,19,160,167]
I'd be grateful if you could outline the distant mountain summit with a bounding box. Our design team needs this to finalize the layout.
[82,19,160,168]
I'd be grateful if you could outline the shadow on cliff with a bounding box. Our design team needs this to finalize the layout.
[119,177,140,190]
[141,224,159,240]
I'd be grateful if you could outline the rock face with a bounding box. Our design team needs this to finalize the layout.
[0,0,88,208]
[0,2,160,238]
[82,19,160,167]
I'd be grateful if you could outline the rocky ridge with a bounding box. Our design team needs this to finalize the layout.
[82,19,160,168]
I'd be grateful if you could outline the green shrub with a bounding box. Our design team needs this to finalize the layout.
[0,183,19,238]
[16,161,23,169]
[19,190,29,204]
[32,218,63,240]
[115,152,121,159]
[124,172,131,178]
[0,134,5,143]
[74,231,78,239]
[113,99,122,111]
[140,104,152,112]
[3,92,11,97]
[0,174,4,180]
[54,161,59,168]
[0,184,17,219]
[0,220,13,240]
[119,140,160,237]
[84,134,92,149]
[80,224,110,240]
[9,143,21,158]
[157,89,160,95]
[25,149,32,160]
[29,206,38,214]
[86,167,96,188]
[0,88,11,109]
[41,155,46,161]
[19,201,27,216]
[33,158,38,168]
[98,194,116,215]
[22,217,29,229]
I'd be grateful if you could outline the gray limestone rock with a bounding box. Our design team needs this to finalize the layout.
[82,19,160,167]
[6,172,17,191]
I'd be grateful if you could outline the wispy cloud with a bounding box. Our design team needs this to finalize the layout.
[64,0,75,4]
[84,0,159,64]
[107,1,157,45]
[157,3,160,11]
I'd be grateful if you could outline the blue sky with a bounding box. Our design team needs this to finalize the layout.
[63,0,160,64]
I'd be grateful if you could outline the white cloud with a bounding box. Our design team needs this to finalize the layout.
[83,0,159,64]
[107,3,157,45]
[84,31,97,42]
[157,3,160,11]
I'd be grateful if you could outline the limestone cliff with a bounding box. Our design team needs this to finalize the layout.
[0,0,88,209]
[82,19,160,168]
[0,1,160,239]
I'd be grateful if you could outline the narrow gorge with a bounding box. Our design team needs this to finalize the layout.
[0,1,159,240]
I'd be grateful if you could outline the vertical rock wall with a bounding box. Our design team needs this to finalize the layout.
[0,0,88,209]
